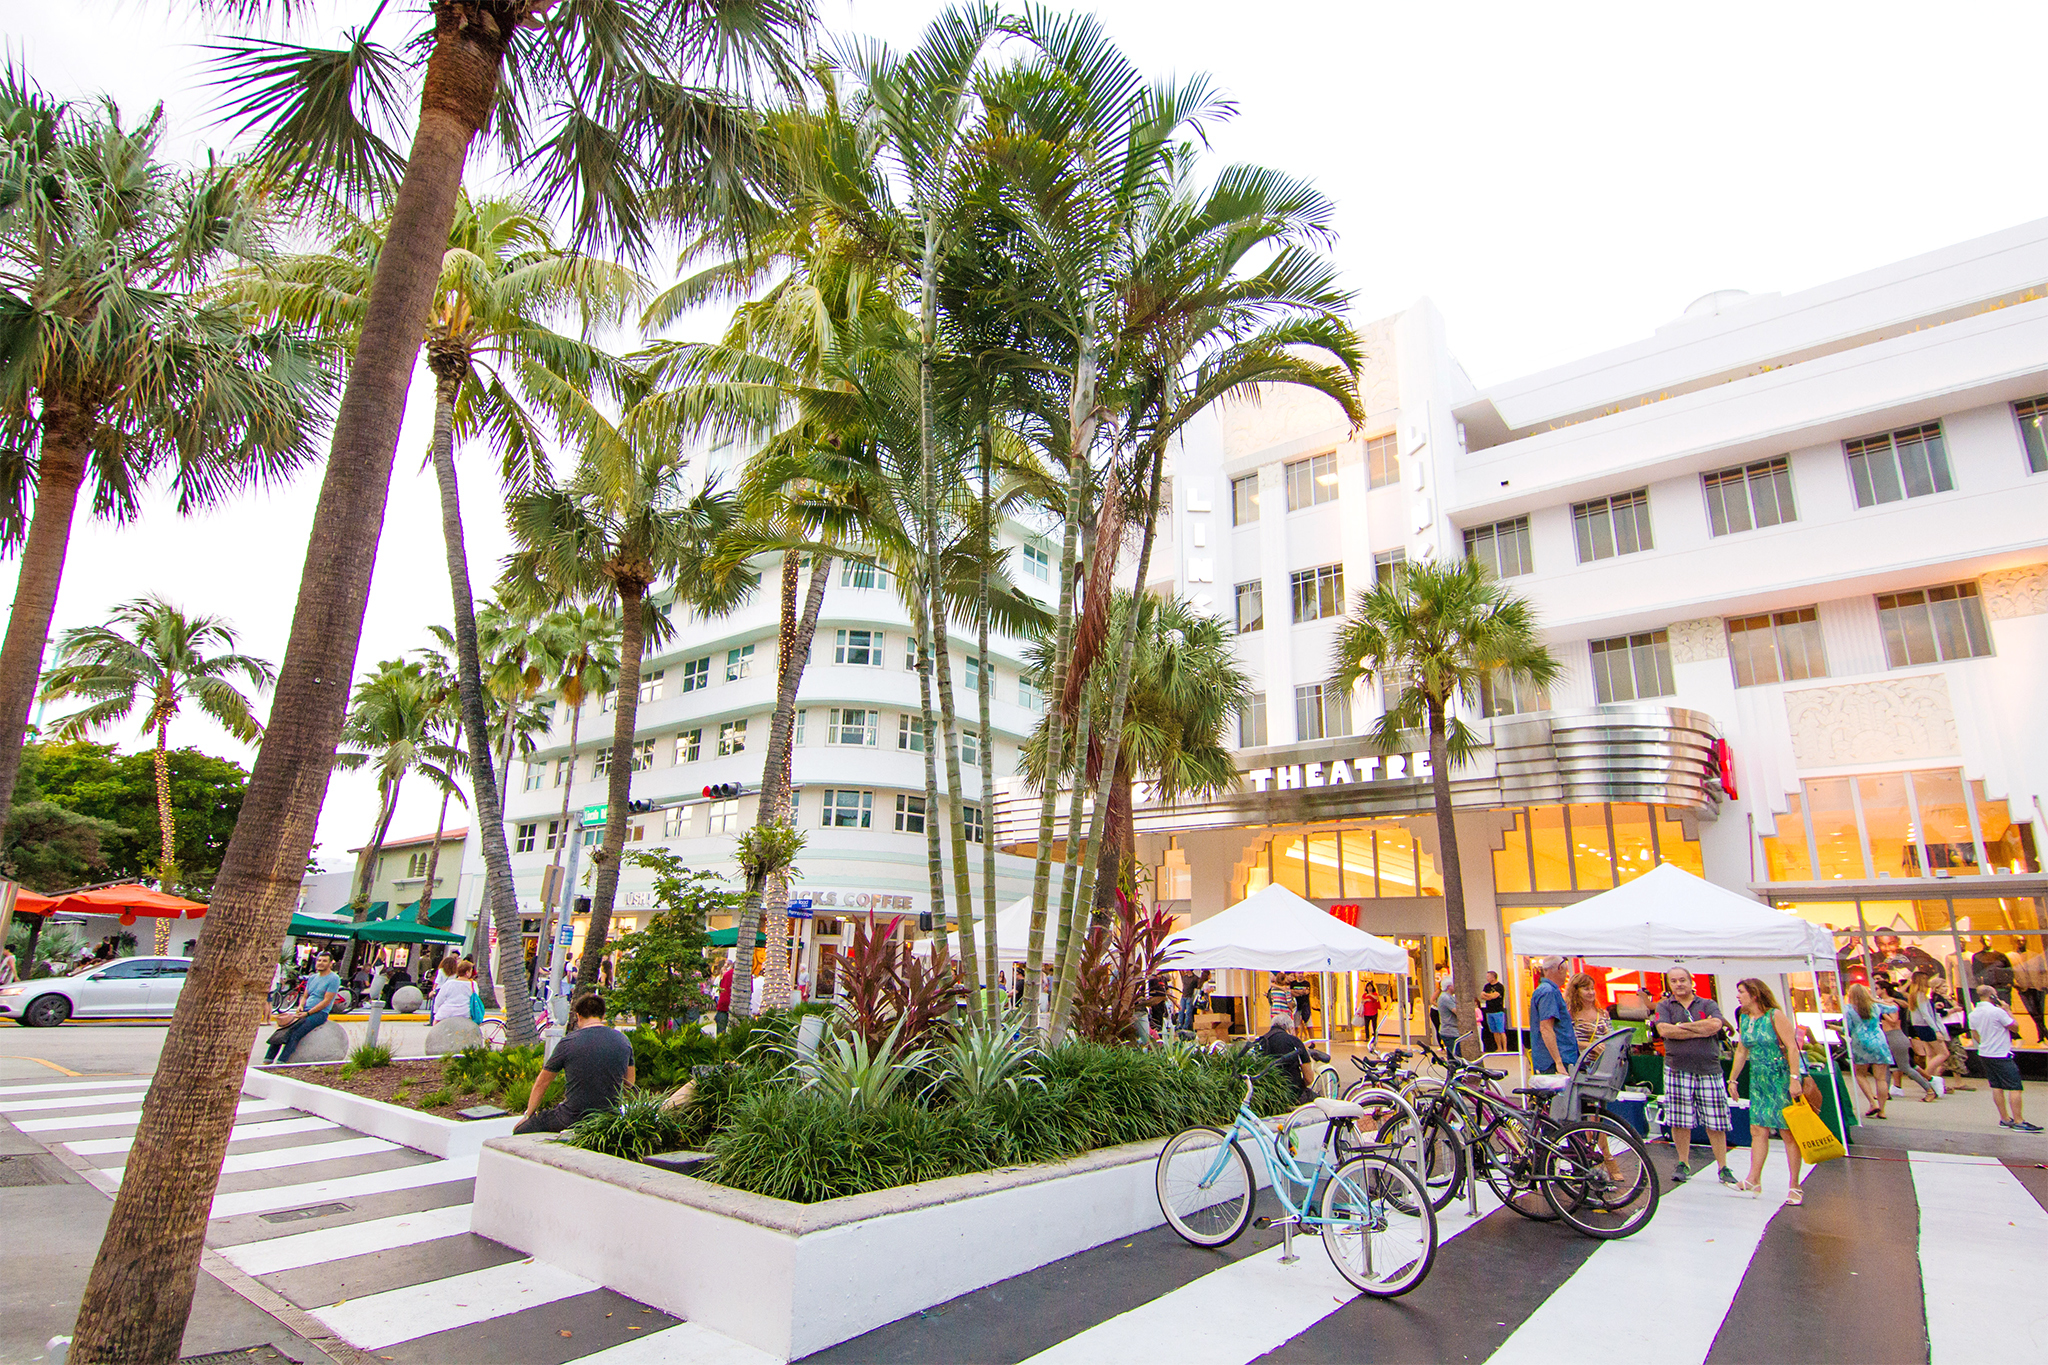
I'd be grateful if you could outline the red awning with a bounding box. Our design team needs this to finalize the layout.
[45,884,208,926]
[7,887,59,916]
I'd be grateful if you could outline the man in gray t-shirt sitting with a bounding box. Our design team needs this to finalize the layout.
[1654,968,1736,1186]
[516,993,636,1134]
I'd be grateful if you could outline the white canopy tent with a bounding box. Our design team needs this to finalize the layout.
[1506,864,1833,977]
[1164,883,1411,974]
[915,896,1036,963]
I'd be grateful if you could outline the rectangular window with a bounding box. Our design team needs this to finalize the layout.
[1373,548,1407,586]
[553,758,570,788]
[898,713,925,751]
[1365,432,1400,489]
[582,826,599,847]
[662,806,689,840]
[1240,692,1268,748]
[726,644,754,681]
[894,794,926,834]
[1726,608,1827,686]
[833,629,882,667]
[544,819,562,851]
[1479,668,1547,718]
[1231,473,1260,526]
[1234,580,1264,634]
[793,709,807,745]
[840,560,888,589]
[2015,396,2048,474]
[965,655,987,693]
[717,719,747,756]
[1572,489,1653,563]
[675,728,701,763]
[903,637,922,671]
[592,748,612,777]
[680,657,710,692]
[1290,564,1344,622]
[1703,457,1796,536]
[638,669,666,703]
[522,764,542,792]
[1847,423,1953,508]
[632,738,657,771]
[829,707,878,746]
[821,789,873,829]
[1464,516,1534,578]
[960,728,981,767]
[1285,452,1339,510]
[601,689,617,712]
[706,799,741,835]
[1589,631,1676,703]
[1018,675,1044,712]
[963,803,985,844]
[514,822,538,854]
[1877,583,1993,666]
[1021,543,1051,582]
[1294,682,1352,741]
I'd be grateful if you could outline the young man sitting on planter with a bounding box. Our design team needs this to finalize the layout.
[516,993,636,1134]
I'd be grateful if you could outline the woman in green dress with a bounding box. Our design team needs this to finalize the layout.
[1727,977,1810,1204]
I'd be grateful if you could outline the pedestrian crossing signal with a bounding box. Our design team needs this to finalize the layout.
[702,782,744,799]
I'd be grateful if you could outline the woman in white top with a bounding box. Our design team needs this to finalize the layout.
[431,961,478,1025]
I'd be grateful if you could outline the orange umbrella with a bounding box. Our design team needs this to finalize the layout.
[48,884,207,927]
[8,888,59,916]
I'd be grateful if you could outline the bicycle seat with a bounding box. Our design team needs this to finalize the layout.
[1303,1096,1370,1122]
[1476,1066,1507,1079]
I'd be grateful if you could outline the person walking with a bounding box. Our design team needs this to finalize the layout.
[1969,985,2040,1132]
[1879,982,1939,1103]
[715,957,735,1032]
[1359,982,1382,1048]
[1655,968,1739,1187]
[1728,977,1808,1204]
[1480,972,1507,1053]
[1529,956,1580,1080]
[0,945,17,986]
[264,953,340,1064]
[1436,978,1462,1057]
[515,993,636,1134]
[1843,983,1895,1119]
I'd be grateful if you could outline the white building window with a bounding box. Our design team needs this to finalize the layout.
[680,657,709,692]
[717,719,747,756]
[514,822,537,854]
[1572,490,1653,563]
[1703,457,1796,536]
[1285,452,1338,510]
[841,560,889,589]
[895,794,925,834]
[1294,683,1350,741]
[1373,549,1407,586]
[830,707,879,746]
[1727,608,1827,686]
[1018,675,1044,711]
[662,806,689,839]
[821,789,873,829]
[2014,396,2048,474]
[1231,473,1260,526]
[1877,583,1993,667]
[1479,669,1546,719]
[959,728,981,767]
[676,728,701,763]
[1290,564,1344,623]
[1365,432,1400,489]
[962,803,985,844]
[1234,581,1263,634]
[552,758,571,788]
[601,689,617,712]
[898,713,925,752]
[1847,423,1952,508]
[1590,631,1675,703]
[1021,543,1051,582]
[544,819,562,850]
[1240,693,1268,748]
[522,764,542,792]
[1464,516,1533,578]
[726,644,754,680]
[592,748,612,777]
[639,669,666,703]
[793,709,807,745]
[835,629,883,667]
[706,799,742,835]
[632,738,657,771]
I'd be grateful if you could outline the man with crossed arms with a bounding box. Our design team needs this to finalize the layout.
[1655,967,1739,1186]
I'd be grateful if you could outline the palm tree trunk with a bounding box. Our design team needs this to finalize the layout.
[151,717,178,955]
[474,703,519,1006]
[916,220,954,975]
[537,696,583,989]
[428,369,537,1044]
[931,600,982,1011]
[1429,697,1477,1060]
[578,586,646,991]
[910,592,947,962]
[0,399,91,852]
[754,552,829,1012]
[68,13,509,1356]
[977,416,998,1009]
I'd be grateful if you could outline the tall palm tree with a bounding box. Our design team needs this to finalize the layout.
[505,372,759,992]
[0,78,326,865]
[37,597,276,945]
[1331,557,1562,1060]
[74,6,815,1352]
[520,605,620,978]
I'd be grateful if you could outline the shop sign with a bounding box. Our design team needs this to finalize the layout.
[787,898,815,920]
[807,889,918,912]
[1329,904,1361,926]
[621,891,654,909]
[1242,751,1431,793]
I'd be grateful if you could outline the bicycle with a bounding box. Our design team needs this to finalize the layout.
[1155,1073,1439,1297]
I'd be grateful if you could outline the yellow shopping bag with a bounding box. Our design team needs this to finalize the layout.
[1780,1097,1846,1165]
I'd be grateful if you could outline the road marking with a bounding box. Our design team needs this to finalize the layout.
[15,1099,289,1133]
[308,1257,596,1350]
[0,1083,152,1112]
[211,1155,478,1219]
[0,1055,83,1077]
[218,1203,477,1276]
[104,1136,399,1186]
[568,1324,781,1365]
[66,1115,338,1157]
[1912,1151,2048,1364]
[0,1074,144,1096]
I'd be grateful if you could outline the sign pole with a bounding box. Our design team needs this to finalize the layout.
[546,815,584,1028]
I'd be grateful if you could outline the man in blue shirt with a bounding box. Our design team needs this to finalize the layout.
[265,953,341,1064]
[1529,955,1580,1076]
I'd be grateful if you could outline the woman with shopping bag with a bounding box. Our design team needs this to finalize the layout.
[1727,977,1809,1205]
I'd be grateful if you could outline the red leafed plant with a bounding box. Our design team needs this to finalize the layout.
[835,918,965,1054]
[1070,891,1184,1045]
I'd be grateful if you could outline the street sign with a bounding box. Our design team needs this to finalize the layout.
[787,898,814,920]
[557,921,575,947]
[581,803,607,826]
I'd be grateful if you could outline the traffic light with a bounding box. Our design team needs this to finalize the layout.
[574,896,591,915]
[626,798,654,815]
[702,782,745,799]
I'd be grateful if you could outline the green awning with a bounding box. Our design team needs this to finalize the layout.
[354,907,464,944]
[287,913,357,939]
[364,901,390,921]
[397,896,456,929]
[707,926,767,947]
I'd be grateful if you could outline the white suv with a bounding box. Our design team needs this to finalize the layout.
[0,957,193,1027]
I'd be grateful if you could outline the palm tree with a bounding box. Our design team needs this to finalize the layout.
[1331,557,1562,1060]
[505,373,759,993]
[520,605,620,978]
[0,78,326,866]
[73,5,814,1351]
[729,819,806,1020]
[37,597,276,946]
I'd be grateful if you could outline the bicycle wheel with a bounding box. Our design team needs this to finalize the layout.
[1479,1128,1559,1220]
[1156,1127,1256,1248]
[479,1017,507,1049]
[1541,1119,1660,1239]
[1320,1153,1437,1298]
[1311,1066,1341,1098]
[1373,1107,1464,1212]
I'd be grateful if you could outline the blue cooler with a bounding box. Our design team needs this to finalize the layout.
[1608,1088,1651,1138]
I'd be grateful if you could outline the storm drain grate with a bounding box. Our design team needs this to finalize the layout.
[259,1201,353,1223]
[180,1346,303,1364]
[0,1154,56,1187]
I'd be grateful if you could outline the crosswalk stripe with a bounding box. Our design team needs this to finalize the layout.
[66,1115,339,1157]
[16,1099,288,1133]
[0,1084,152,1113]
[103,1136,398,1186]
[1912,1151,2048,1365]
[211,1154,478,1219]
[1488,1160,1789,1365]
[308,1258,597,1351]
[0,1076,148,1097]
[566,1323,782,1365]
[218,1203,477,1276]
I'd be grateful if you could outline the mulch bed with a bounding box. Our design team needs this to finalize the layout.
[267,1058,473,1120]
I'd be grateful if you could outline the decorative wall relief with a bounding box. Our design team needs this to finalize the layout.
[1667,618,1728,663]
[1980,563,2048,620]
[1784,675,1960,768]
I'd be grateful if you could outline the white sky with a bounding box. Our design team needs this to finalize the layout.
[10,0,2048,861]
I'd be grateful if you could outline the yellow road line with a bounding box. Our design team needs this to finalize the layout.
[0,1055,83,1076]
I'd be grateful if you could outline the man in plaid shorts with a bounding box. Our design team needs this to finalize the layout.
[1655,967,1738,1186]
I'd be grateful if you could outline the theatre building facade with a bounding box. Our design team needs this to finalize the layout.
[1012,220,2048,1051]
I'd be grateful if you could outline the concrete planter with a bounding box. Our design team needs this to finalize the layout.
[473,1132,1197,1361]
[243,1067,517,1159]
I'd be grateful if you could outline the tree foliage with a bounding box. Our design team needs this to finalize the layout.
[5,742,248,893]
[606,851,732,1029]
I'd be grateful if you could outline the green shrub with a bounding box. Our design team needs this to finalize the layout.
[440,1044,561,1110]
[708,1088,1008,1203]
[565,1088,685,1161]
[349,1042,393,1071]
[417,1087,453,1109]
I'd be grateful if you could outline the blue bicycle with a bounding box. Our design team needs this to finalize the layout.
[1154,1074,1438,1297]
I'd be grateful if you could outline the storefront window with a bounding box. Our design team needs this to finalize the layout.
[1913,770,1978,875]
[1657,808,1704,874]
[1342,832,1379,897]
[1274,835,1308,896]
[1306,833,1341,899]
[1494,803,1703,892]
[1611,804,1656,883]
[1232,825,1444,901]
[1975,781,2041,874]
[1859,773,1916,878]
[1530,805,1571,891]
[1807,777,1864,879]
[1763,769,2039,881]
[1762,795,1814,880]
[1569,803,1614,890]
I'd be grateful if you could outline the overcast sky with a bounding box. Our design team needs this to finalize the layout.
[11,0,2048,863]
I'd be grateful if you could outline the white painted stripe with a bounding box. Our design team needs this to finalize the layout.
[567,1323,780,1365]
[211,1155,477,1219]
[309,1258,596,1350]
[219,1203,476,1276]
[1488,1160,1789,1365]
[0,1084,152,1112]
[1912,1151,2048,1365]
[16,1099,287,1133]
[66,1115,338,1157]
[1023,1182,1501,1365]
[103,1136,398,1186]
[0,1076,149,1096]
